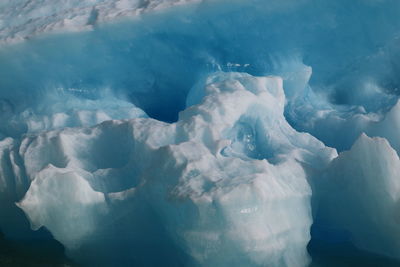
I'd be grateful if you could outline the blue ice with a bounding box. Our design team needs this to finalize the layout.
[1,0,400,266]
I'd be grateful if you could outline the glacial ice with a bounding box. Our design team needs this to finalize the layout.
[14,72,336,266]
[0,0,400,266]
[316,134,400,259]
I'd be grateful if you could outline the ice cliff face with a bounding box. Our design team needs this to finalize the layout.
[1,0,400,266]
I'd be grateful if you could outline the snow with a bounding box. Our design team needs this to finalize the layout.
[0,0,200,44]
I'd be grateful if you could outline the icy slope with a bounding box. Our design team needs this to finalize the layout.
[316,134,400,259]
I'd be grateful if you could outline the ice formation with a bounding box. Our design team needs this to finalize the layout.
[12,73,335,266]
[0,0,400,266]
[317,134,400,259]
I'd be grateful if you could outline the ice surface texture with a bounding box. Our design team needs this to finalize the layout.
[1,0,400,266]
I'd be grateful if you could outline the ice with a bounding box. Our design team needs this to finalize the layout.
[17,165,108,249]
[0,90,147,138]
[1,0,400,266]
[281,58,400,153]
[316,134,400,259]
[14,72,335,266]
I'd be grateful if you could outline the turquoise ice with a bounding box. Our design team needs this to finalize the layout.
[1,0,400,266]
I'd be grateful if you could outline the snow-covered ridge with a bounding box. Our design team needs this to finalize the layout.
[0,0,200,44]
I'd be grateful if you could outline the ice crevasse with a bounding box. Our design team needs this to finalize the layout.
[1,0,400,266]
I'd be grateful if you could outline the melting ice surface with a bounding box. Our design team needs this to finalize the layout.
[1,0,400,266]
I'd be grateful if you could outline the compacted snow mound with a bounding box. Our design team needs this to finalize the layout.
[14,72,336,266]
